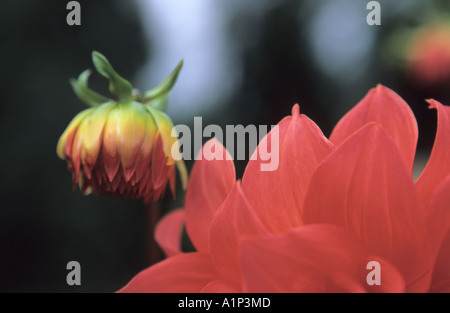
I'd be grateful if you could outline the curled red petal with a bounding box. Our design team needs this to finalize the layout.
[184,138,235,253]
[154,209,184,258]
[209,181,268,286]
[242,105,334,234]
[359,256,405,293]
[330,84,418,170]
[416,99,450,208]
[117,253,217,293]
[303,123,431,292]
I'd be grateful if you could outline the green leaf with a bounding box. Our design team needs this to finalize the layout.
[70,70,109,106]
[92,51,133,102]
[142,59,183,107]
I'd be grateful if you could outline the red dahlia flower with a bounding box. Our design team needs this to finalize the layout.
[119,85,450,292]
[57,52,187,202]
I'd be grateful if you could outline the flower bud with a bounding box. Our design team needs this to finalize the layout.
[57,52,187,202]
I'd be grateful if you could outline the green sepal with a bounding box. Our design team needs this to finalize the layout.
[70,70,109,106]
[142,59,183,109]
[149,94,169,111]
[92,51,133,102]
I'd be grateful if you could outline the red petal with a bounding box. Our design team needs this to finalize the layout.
[138,164,152,195]
[427,176,450,259]
[209,182,268,286]
[324,274,366,293]
[117,253,217,293]
[134,117,156,185]
[70,127,83,188]
[327,257,405,293]
[416,99,450,208]
[58,108,93,160]
[303,123,431,292]
[241,105,334,234]
[240,225,394,293]
[430,232,450,292]
[64,127,78,160]
[102,152,120,183]
[117,103,147,182]
[102,110,121,182]
[167,164,176,197]
[330,85,418,170]
[325,259,407,293]
[359,256,406,293]
[200,280,241,293]
[427,176,450,292]
[184,138,235,253]
[154,209,184,258]
[151,133,168,190]
[79,104,113,177]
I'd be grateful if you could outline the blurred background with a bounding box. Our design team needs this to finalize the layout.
[1,0,450,292]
